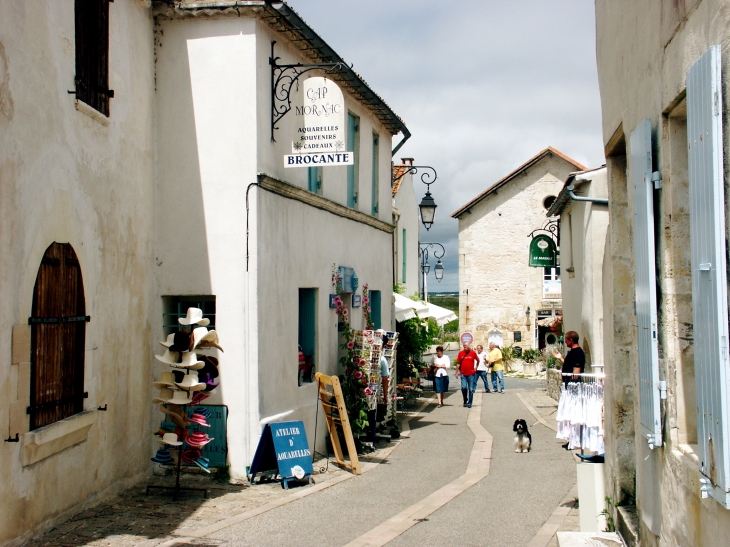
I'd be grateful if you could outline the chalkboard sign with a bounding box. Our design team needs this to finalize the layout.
[249,420,313,489]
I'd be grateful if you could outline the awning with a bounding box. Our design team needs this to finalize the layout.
[393,294,429,323]
[420,302,458,326]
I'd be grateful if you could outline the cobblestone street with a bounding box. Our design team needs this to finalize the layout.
[26,378,581,547]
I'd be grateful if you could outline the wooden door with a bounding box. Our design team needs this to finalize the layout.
[30,243,87,430]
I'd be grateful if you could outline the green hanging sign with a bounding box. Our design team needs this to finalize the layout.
[529,234,557,267]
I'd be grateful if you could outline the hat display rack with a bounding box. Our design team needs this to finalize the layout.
[146,307,223,501]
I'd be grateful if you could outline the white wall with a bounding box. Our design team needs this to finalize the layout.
[394,171,421,297]
[0,1,156,544]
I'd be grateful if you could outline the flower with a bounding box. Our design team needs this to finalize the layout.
[364,387,373,395]
[335,308,340,315]
[363,283,368,289]
[367,307,371,313]
[346,341,354,349]
[334,296,342,306]
[359,358,367,367]
[342,308,349,316]
[354,370,363,379]
[362,297,369,304]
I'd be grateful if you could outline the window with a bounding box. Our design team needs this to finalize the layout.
[74,0,113,117]
[298,289,317,386]
[347,112,360,208]
[543,195,556,210]
[372,132,380,215]
[402,228,407,284]
[370,290,382,330]
[162,296,216,337]
[29,243,88,430]
[308,166,322,195]
[514,331,522,343]
[543,266,560,281]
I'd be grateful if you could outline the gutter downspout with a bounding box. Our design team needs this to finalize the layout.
[567,185,609,206]
[391,129,411,158]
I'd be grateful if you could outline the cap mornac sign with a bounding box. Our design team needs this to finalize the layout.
[285,77,352,168]
[529,234,557,267]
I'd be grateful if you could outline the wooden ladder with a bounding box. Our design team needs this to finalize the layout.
[315,372,361,475]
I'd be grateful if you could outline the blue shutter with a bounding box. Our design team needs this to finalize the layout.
[308,167,317,193]
[370,291,382,330]
[347,113,359,208]
[630,118,662,449]
[687,45,730,507]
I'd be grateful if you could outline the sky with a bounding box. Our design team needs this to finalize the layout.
[292,0,605,292]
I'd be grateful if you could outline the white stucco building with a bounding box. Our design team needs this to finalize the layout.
[546,166,609,369]
[0,1,408,544]
[452,147,585,350]
[392,159,421,298]
[596,1,730,544]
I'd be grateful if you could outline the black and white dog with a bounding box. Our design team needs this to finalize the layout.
[513,419,532,453]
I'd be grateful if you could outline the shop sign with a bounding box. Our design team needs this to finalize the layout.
[460,332,473,346]
[543,280,562,300]
[352,294,362,308]
[528,234,557,267]
[249,420,313,488]
[285,77,350,168]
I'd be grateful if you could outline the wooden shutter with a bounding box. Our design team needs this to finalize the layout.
[75,0,112,116]
[687,45,730,506]
[372,133,380,215]
[630,118,662,449]
[29,243,87,430]
[347,113,359,207]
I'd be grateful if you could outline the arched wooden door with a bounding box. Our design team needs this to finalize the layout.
[29,243,88,430]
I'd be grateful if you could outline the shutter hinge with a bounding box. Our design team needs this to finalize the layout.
[714,91,720,116]
[651,171,662,189]
[658,380,667,400]
[699,263,712,271]
[700,477,713,498]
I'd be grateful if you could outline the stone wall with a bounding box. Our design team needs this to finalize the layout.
[546,368,562,401]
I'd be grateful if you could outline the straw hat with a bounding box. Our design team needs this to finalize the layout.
[159,333,176,348]
[152,388,174,404]
[153,372,177,389]
[175,371,206,392]
[192,327,224,352]
[167,390,194,406]
[172,352,204,371]
[155,349,182,366]
[189,413,210,427]
[186,431,213,447]
[158,432,182,446]
[178,307,210,327]
[158,405,186,429]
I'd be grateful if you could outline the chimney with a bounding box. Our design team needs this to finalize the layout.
[401,157,414,166]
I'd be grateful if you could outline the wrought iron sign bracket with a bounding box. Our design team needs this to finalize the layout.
[527,219,560,242]
[392,166,437,193]
[270,41,349,142]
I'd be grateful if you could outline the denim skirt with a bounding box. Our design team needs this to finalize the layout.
[434,375,449,393]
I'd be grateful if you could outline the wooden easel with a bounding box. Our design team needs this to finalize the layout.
[315,372,361,475]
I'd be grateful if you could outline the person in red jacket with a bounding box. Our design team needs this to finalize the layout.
[455,342,479,408]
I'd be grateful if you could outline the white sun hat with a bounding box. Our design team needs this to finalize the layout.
[158,432,182,446]
[159,333,176,348]
[152,388,175,404]
[153,371,177,389]
[178,307,210,327]
[155,349,181,366]
[173,352,204,370]
[175,371,206,392]
[167,390,194,406]
[192,327,224,352]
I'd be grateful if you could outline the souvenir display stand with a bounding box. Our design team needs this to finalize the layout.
[315,372,361,475]
[147,308,223,500]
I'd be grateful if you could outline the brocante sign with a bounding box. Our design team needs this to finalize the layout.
[284,77,353,168]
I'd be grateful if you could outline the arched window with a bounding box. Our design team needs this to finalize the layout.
[29,243,88,430]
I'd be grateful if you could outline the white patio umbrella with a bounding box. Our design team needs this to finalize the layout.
[393,293,430,323]
[419,302,458,326]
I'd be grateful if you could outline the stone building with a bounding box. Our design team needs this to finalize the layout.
[596,1,730,544]
[451,147,585,350]
[0,1,407,544]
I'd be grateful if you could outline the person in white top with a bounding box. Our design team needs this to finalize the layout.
[475,344,491,393]
[431,346,451,407]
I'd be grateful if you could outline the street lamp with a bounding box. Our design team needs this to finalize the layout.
[392,165,439,231]
[419,243,446,301]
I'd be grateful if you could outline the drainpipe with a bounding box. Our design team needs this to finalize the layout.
[567,185,609,206]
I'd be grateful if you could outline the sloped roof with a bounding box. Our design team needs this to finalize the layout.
[546,165,607,217]
[392,165,409,197]
[451,147,586,218]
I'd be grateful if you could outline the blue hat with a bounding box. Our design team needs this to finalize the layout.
[151,449,174,464]
[193,458,211,473]
[195,407,212,419]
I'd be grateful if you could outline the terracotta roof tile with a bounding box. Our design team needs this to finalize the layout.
[392,165,409,197]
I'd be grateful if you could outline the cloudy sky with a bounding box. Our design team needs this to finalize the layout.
[293,1,605,292]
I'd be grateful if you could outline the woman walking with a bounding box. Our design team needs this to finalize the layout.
[431,346,451,407]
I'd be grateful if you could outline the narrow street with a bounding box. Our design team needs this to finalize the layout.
[28,377,578,547]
